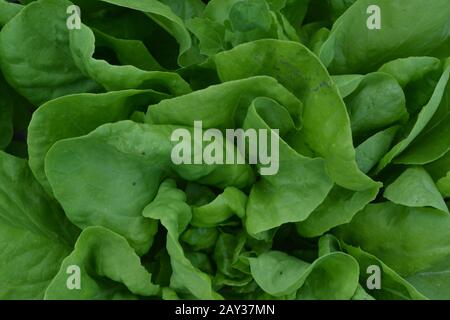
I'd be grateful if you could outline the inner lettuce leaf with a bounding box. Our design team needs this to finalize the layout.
[383,166,449,213]
[243,97,333,236]
[319,0,450,74]
[214,39,381,191]
[375,65,450,173]
[143,179,222,299]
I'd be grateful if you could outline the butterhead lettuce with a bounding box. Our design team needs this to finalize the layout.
[0,0,449,301]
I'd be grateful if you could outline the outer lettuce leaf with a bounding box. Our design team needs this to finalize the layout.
[336,202,450,277]
[341,243,427,300]
[45,226,160,299]
[0,0,101,105]
[325,234,425,300]
[249,250,359,299]
[319,0,450,74]
[0,0,22,26]
[0,151,79,299]
[28,90,168,195]
[406,256,450,300]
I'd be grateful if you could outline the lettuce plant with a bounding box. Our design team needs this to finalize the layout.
[0,0,449,300]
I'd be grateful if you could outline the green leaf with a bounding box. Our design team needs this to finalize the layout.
[355,126,399,174]
[341,242,427,300]
[143,179,221,299]
[393,74,450,165]
[320,0,450,74]
[425,150,450,181]
[378,57,441,88]
[45,226,160,299]
[28,90,168,195]
[100,0,200,66]
[0,0,100,105]
[203,0,243,25]
[343,72,407,141]
[0,74,14,149]
[229,0,272,32]
[437,173,450,198]
[336,202,450,277]
[70,22,191,96]
[0,151,79,299]
[159,0,205,21]
[186,18,226,56]
[383,167,448,213]
[213,231,248,281]
[244,97,333,236]
[249,250,359,299]
[192,187,247,227]
[375,66,450,173]
[406,257,450,300]
[181,227,219,251]
[296,185,379,238]
[332,74,364,98]
[92,28,164,71]
[351,284,375,300]
[327,0,357,22]
[146,76,302,130]
[0,0,22,26]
